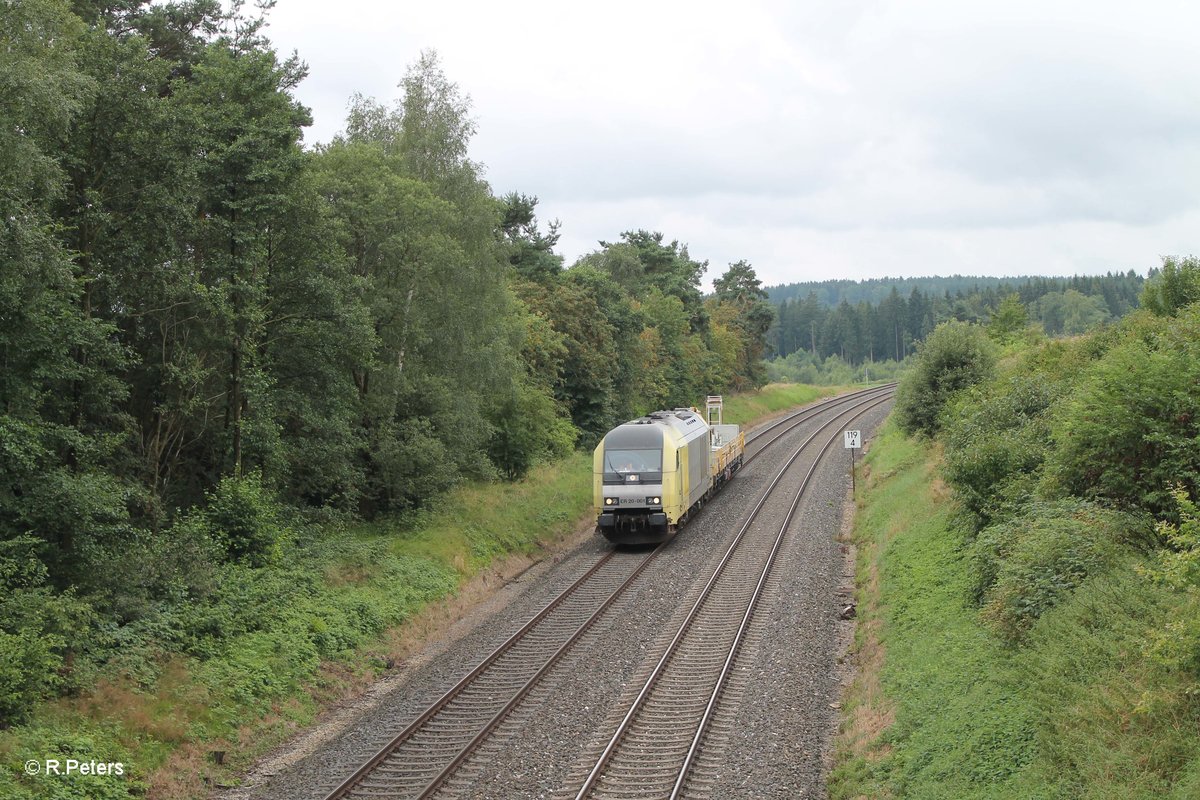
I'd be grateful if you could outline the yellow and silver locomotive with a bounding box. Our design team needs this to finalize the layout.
[593,396,744,544]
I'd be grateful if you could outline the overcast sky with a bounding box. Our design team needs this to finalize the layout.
[263,0,1199,288]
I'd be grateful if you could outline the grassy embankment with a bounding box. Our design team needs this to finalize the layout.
[0,382,843,800]
[713,382,850,427]
[833,420,1200,799]
[0,454,592,800]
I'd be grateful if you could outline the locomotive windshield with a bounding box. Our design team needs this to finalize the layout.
[604,449,662,478]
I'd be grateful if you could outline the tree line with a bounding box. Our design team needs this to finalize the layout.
[768,272,1145,308]
[1,0,774,717]
[768,271,1145,365]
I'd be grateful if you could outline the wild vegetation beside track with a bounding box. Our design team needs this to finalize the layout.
[833,265,1200,799]
[0,383,843,799]
[0,453,591,799]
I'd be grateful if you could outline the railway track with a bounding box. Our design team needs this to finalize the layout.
[569,392,892,799]
[321,385,893,800]
[743,383,894,457]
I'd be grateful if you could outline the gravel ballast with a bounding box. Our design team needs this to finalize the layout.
[231,396,892,800]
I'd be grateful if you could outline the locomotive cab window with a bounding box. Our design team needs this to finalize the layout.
[603,449,663,481]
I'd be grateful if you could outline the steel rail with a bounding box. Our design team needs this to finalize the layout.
[742,382,895,447]
[573,391,892,799]
[668,393,893,799]
[322,550,624,799]
[323,385,891,800]
[412,552,658,798]
[403,386,891,797]
[742,383,895,463]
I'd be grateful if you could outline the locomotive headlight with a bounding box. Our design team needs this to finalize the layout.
[604,497,615,505]
[648,496,661,505]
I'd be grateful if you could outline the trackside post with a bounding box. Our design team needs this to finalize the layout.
[844,429,861,492]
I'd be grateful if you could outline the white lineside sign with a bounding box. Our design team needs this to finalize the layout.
[844,429,862,492]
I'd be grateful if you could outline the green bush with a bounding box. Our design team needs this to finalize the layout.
[1141,255,1200,317]
[488,380,578,480]
[0,537,96,725]
[173,563,318,658]
[172,533,457,665]
[894,320,996,437]
[987,293,1029,343]
[205,471,285,566]
[197,627,321,713]
[1144,489,1200,685]
[81,514,224,627]
[1047,306,1200,520]
[0,630,64,725]
[2,722,144,799]
[971,501,1153,642]
[368,418,463,512]
[942,376,1058,529]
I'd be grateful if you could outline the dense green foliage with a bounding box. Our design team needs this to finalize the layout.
[1046,310,1200,519]
[941,371,1063,526]
[969,501,1153,642]
[941,279,1200,638]
[893,320,996,437]
[768,272,1146,308]
[835,427,1200,799]
[513,231,775,447]
[0,0,777,750]
[1147,489,1200,689]
[836,268,1200,798]
[767,271,1143,366]
[1140,255,1200,316]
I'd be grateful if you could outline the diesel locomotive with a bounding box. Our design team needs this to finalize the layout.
[593,396,744,544]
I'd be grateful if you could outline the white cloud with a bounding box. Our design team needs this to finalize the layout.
[264,0,1200,287]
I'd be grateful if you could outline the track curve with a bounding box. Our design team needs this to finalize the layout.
[319,386,894,800]
[569,394,892,799]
